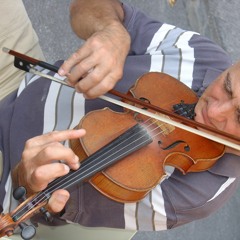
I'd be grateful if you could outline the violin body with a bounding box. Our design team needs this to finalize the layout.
[70,72,225,203]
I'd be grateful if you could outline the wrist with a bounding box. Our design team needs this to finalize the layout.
[106,20,131,53]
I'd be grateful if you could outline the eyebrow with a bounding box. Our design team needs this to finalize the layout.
[224,72,232,94]
[227,72,240,122]
[227,72,238,98]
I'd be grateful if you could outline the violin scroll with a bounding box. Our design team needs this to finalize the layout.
[0,213,16,238]
[0,212,36,240]
[0,213,36,240]
[0,186,51,239]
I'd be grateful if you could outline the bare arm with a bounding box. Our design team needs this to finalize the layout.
[59,0,131,98]
[69,0,125,40]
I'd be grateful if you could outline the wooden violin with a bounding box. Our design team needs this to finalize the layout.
[0,49,239,239]
[70,72,226,202]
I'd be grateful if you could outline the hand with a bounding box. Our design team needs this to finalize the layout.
[13,129,86,213]
[58,22,130,99]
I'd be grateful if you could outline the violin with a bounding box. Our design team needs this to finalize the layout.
[0,49,239,239]
[70,72,226,202]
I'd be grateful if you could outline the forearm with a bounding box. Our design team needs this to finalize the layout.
[70,0,125,40]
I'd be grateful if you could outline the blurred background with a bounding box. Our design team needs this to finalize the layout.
[22,1,240,239]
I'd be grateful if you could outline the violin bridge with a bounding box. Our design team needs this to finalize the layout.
[153,113,175,135]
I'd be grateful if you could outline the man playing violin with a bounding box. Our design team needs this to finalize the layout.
[0,0,240,235]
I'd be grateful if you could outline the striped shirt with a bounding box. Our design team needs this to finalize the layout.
[0,3,239,231]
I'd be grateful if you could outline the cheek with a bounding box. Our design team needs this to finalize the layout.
[225,119,240,135]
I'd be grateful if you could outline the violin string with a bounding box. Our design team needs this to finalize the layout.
[44,118,168,191]
[12,117,172,220]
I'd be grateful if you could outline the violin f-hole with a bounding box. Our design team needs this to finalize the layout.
[158,140,191,152]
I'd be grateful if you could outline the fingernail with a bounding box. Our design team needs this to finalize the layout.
[75,128,86,135]
[63,164,70,172]
[73,155,81,169]
[58,68,65,76]
[73,162,81,169]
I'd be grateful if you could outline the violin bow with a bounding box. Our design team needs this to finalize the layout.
[2,47,240,151]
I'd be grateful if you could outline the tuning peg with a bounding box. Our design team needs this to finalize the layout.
[19,222,36,240]
[40,207,53,223]
[13,186,27,202]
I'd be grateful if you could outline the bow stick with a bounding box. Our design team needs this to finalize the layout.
[2,47,240,151]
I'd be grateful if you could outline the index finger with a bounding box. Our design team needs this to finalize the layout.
[27,129,86,147]
[58,45,91,76]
